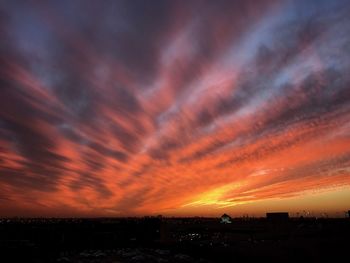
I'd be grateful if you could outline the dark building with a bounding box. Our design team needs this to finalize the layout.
[220,214,232,224]
[266,212,289,221]
[348,210,350,218]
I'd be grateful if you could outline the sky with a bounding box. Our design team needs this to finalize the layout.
[0,0,350,217]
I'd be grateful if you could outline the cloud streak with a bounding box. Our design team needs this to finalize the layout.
[0,0,350,216]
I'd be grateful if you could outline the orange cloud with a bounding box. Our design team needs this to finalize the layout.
[1,0,350,217]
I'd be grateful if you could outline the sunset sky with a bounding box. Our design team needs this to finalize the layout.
[1,0,350,217]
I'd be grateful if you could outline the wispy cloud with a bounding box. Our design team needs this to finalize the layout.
[0,0,350,216]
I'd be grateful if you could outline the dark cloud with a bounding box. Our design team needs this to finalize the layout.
[70,172,113,198]
[88,142,128,162]
[0,85,68,191]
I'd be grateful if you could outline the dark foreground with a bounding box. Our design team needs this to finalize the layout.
[0,217,349,262]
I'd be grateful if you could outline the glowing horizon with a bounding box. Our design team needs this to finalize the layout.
[1,0,350,217]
